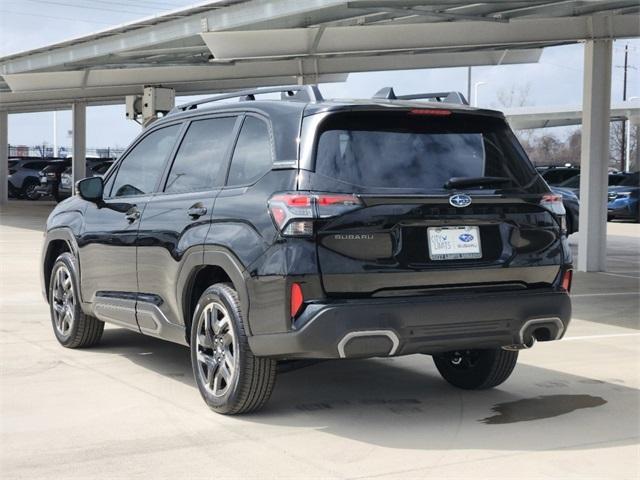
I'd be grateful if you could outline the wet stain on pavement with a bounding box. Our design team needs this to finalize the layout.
[481,394,607,424]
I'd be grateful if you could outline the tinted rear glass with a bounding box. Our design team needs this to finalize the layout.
[314,111,543,193]
[618,172,639,187]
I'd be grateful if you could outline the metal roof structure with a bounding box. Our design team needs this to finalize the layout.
[505,102,640,130]
[1,0,639,112]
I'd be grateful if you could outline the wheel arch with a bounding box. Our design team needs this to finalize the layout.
[179,247,251,344]
[41,229,81,303]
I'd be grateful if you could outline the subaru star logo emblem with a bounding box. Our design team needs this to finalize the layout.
[449,194,472,208]
[459,233,474,242]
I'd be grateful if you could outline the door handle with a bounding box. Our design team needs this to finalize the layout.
[187,204,207,219]
[125,206,140,223]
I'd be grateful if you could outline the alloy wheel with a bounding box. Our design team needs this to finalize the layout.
[24,184,40,200]
[195,301,238,397]
[51,265,75,337]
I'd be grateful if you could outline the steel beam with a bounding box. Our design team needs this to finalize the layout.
[72,102,86,193]
[0,110,7,206]
[578,39,613,272]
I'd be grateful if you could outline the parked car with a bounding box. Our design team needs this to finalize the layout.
[557,172,629,198]
[36,159,71,201]
[41,85,572,415]
[550,186,579,234]
[7,158,51,200]
[537,166,580,186]
[58,160,114,200]
[608,172,639,222]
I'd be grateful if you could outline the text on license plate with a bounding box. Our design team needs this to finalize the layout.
[427,226,482,260]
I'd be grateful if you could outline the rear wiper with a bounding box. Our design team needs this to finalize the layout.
[444,176,512,190]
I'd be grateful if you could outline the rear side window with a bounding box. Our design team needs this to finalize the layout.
[165,117,237,193]
[110,124,180,198]
[227,116,272,186]
[25,162,47,170]
[315,111,542,193]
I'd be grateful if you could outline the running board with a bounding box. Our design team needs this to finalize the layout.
[93,293,187,346]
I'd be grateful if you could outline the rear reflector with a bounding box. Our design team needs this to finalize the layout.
[561,269,573,292]
[290,283,304,318]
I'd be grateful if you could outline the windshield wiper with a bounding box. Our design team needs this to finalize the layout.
[444,176,512,190]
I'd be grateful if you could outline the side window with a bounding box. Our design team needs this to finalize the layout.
[227,116,273,186]
[165,117,237,193]
[109,124,180,198]
[26,162,47,170]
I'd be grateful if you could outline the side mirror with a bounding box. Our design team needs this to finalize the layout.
[77,176,104,203]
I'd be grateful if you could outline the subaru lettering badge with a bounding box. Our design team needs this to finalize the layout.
[449,194,472,208]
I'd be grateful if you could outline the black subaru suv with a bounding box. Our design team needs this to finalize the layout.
[41,86,572,414]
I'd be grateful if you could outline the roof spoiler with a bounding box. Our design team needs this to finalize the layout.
[373,87,469,105]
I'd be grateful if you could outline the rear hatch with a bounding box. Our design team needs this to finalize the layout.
[300,108,567,296]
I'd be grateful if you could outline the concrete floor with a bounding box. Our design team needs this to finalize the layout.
[1,201,638,480]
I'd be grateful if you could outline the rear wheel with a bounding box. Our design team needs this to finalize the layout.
[433,348,518,390]
[190,283,277,414]
[49,253,104,348]
[22,179,41,200]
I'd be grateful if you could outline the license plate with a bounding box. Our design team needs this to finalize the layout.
[428,226,482,260]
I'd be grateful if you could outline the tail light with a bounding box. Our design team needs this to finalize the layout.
[561,269,573,292]
[268,192,362,236]
[540,193,565,214]
[540,193,567,233]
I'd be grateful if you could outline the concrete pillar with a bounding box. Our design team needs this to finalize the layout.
[0,110,8,206]
[72,102,86,194]
[578,39,612,272]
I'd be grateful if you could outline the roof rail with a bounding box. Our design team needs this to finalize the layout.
[372,87,469,105]
[169,85,324,114]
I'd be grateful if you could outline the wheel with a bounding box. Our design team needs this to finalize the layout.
[190,283,277,414]
[21,179,41,201]
[433,348,518,390]
[49,253,104,348]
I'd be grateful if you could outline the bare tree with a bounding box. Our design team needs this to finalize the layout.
[496,82,532,108]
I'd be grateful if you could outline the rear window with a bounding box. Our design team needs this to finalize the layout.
[618,172,639,187]
[314,111,543,193]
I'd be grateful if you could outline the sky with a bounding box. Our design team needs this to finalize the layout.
[1,0,639,150]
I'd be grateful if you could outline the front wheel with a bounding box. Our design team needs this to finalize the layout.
[190,283,277,414]
[433,348,518,390]
[49,253,104,348]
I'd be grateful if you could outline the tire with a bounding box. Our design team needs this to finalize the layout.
[21,179,41,201]
[49,252,104,348]
[190,283,277,414]
[433,348,518,390]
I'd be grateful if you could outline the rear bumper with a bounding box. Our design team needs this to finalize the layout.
[248,288,571,359]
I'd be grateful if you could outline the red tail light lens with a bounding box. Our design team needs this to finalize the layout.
[290,283,304,318]
[268,192,362,236]
[561,269,573,292]
[540,193,565,215]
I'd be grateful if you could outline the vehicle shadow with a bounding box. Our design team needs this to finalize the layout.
[95,327,639,452]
